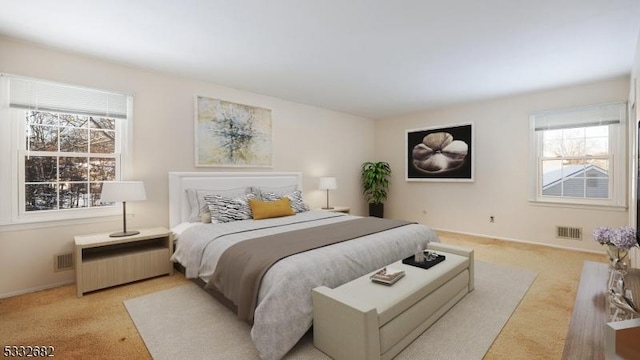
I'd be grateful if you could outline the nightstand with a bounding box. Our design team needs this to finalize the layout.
[315,206,350,214]
[74,226,173,297]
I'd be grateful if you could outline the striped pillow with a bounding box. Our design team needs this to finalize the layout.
[204,193,256,224]
[186,187,250,222]
[261,190,310,213]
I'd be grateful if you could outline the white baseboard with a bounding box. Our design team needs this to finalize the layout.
[0,280,74,299]
[433,227,604,255]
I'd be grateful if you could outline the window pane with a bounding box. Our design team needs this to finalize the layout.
[561,139,585,157]
[89,158,116,181]
[25,183,57,211]
[585,137,608,156]
[90,129,115,153]
[59,127,88,152]
[27,111,58,126]
[90,182,110,207]
[25,156,57,182]
[542,129,562,142]
[59,182,88,209]
[585,125,608,137]
[587,159,609,173]
[59,114,88,128]
[542,184,562,196]
[562,127,585,140]
[586,178,609,198]
[27,125,58,151]
[59,157,88,181]
[563,178,585,197]
[542,140,561,158]
[89,117,116,130]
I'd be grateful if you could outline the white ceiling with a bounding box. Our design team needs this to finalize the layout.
[1,0,639,119]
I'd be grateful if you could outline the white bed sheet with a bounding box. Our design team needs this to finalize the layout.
[171,221,201,238]
[171,210,439,360]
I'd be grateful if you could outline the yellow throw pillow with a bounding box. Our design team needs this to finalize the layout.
[249,197,295,220]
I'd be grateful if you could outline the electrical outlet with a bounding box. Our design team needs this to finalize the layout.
[489,216,495,223]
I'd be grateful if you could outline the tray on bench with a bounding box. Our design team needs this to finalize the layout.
[402,253,446,269]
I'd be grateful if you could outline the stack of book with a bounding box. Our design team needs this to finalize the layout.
[370,267,405,285]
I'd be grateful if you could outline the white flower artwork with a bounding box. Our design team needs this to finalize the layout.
[405,123,474,182]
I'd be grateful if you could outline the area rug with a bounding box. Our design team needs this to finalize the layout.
[124,261,537,360]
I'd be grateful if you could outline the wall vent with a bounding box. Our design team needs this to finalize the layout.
[556,226,582,240]
[54,253,73,272]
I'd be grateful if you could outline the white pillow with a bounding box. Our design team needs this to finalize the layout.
[261,190,310,213]
[185,187,250,222]
[256,184,297,200]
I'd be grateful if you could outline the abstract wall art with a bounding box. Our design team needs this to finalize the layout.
[406,123,473,182]
[195,96,272,167]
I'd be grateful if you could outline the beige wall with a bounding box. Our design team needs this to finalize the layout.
[375,77,630,253]
[0,37,375,297]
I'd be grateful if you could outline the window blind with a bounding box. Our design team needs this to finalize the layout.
[5,75,129,119]
[533,102,625,131]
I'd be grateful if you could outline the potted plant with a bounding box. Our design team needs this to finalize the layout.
[361,161,391,218]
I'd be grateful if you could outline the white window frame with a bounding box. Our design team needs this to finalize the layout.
[0,75,133,230]
[529,102,627,209]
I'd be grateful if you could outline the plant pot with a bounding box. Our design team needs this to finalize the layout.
[369,203,384,218]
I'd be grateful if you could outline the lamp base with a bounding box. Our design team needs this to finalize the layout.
[321,207,335,210]
[109,230,140,238]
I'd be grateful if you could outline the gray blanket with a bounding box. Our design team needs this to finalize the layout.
[212,217,414,323]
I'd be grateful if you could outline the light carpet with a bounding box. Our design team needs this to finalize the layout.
[124,261,537,360]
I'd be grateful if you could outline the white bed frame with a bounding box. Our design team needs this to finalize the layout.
[168,172,303,228]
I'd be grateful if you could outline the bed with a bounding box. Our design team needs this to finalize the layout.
[168,171,439,360]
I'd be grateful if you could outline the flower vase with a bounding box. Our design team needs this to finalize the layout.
[606,245,629,272]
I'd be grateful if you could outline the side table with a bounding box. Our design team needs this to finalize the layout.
[74,226,173,297]
[315,206,350,214]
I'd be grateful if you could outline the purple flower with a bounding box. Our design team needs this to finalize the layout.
[593,227,615,245]
[611,226,638,250]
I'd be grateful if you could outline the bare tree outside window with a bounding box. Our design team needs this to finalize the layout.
[24,111,118,212]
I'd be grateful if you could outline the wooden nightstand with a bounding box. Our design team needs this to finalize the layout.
[74,226,173,297]
[315,206,350,214]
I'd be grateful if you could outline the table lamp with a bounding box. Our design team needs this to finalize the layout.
[319,177,337,210]
[100,181,147,237]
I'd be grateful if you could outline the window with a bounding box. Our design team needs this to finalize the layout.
[0,75,132,227]
[22,111,118,212]
[529,102,627,208]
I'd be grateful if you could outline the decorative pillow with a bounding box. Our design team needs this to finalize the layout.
[256,185,297,200]
[204,193,256,224]
[186,187,250,222]
[248,198,295,220]
[261,190,310,213]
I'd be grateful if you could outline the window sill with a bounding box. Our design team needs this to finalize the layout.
[0,207,132,232]
[528,200,627,212]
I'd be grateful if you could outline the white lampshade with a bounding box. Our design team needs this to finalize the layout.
[100,181,146,238]
[100,181,146,203]
[319,177,337,190]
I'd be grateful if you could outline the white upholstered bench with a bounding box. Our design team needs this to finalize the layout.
[312,242,474,360]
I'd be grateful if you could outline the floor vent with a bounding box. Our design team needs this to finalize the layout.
[556,226,582,240]
[54,253,73,272]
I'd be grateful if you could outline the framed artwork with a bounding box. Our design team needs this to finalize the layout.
[195,96,272,167]
[405,123,473,182]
